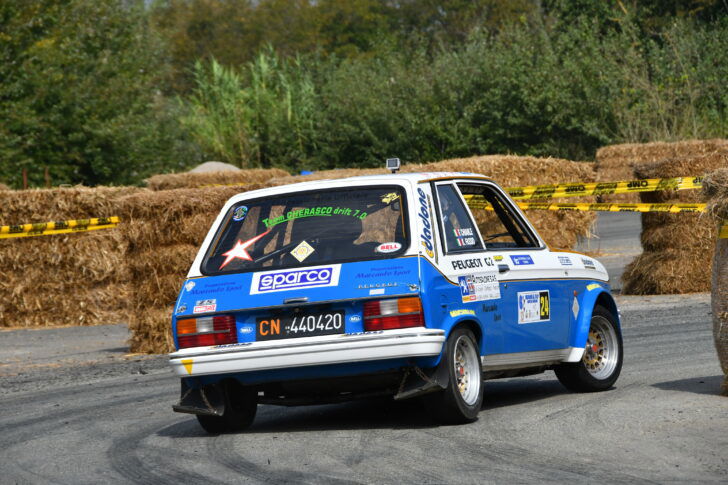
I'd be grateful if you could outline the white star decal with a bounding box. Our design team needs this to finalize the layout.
[219,231,270,269]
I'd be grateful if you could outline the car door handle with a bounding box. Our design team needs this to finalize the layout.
[498,264,510,273]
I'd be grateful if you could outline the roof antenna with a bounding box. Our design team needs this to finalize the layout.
[386,158,400,174]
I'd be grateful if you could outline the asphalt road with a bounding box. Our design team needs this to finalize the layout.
[1,213,726,484]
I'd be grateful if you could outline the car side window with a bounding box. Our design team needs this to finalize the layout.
[457,183,540,249]
[435,183,484,253]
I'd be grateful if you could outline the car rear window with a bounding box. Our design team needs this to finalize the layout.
[201,186,409,275]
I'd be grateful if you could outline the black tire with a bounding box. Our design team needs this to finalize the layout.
[424,327,483,424]
[196,381,257,434]
[556,305,623,392]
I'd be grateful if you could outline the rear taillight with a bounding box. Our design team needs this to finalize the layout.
[176,315,237,349]
[363,297,424,331]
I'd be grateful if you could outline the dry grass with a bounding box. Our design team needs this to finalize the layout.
[145,168,289,190]
[703,168,728,395]
[620,145,728,295]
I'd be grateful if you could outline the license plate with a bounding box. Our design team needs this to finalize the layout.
[256,310,345,341]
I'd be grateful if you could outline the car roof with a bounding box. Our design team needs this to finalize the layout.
[227,172,493,204]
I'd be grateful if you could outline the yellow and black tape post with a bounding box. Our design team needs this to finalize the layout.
[514,202,707,213]
[505,176,703,200]
[0,216,120,239]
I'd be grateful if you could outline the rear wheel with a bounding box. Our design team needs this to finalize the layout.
[425,327,483,424]
[556,305,623,392]
[196,381,257,434]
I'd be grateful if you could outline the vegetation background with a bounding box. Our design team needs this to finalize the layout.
[1,0,726,188]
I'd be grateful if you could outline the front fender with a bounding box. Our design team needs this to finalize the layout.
[571,283,621,350]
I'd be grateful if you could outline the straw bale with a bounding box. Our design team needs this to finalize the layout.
[713,238,728,395]
[128,244,199,278]
[639,213,715,252]
[703,168,728,395]
[621,248,712,294]
[145,168,289,191]
[596,139,728,203]
[268,155,597,249]
[0,186,141,225]
[0,187,137,328]
[128,307,175,354]
[0,183,9,190]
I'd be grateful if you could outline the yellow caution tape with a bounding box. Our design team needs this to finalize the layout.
[720,221,728,239]
[505,176,703,200]
[514,202,706,213]
[0,216,120,239]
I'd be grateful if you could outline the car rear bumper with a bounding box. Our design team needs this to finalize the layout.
[168,328,446,377]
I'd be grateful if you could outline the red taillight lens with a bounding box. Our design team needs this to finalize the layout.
[363,297,424,331]
[177,315,237,349]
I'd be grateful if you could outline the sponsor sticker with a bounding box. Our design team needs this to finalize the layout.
[450,309,476,317]
[453,227,476,247]
[586,283,601,291]
[381,192,400,204]
[239,325,254,335]
[451,258,487,271]
[510,254,534,265]
[176,304,187,315]
[219,231,271,269]
[290,240,315,262]
[494,255,503,262]
[417,187,435,258]
[250,264,341,294]
[369,288,385,295]
[193,299,217,314]
[232,205,248,222]
[376,242,402,253]
[349,315,362,323]
[558,255,573,266]
[458,272,500,303]
[184,281,195,292]
[517,291,550,324]
[581,258,596,270]
[572,297,580,319]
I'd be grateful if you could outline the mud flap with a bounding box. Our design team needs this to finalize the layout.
[172,379,225,416]
[393,360,450,401]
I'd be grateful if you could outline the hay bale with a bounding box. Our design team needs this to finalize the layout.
[703,169,728,395]
[0,187,139,328]
[621,149,728,295]
[145,168,289,190]
[269,155,597,250]
[129,307,174,354]
[117,185,266,353]
[595,139,728,202]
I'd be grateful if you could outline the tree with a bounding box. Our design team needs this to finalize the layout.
[0,0,195,187]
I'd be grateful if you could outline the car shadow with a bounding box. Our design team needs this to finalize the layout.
[652,374,724,396]
[158,378,569,437]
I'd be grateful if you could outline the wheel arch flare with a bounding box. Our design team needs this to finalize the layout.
[570,283,621,350]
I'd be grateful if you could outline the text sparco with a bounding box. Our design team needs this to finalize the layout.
[251,265,341,294]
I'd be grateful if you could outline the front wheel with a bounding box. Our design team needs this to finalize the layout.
[196,381,257,434]
[424,327,483,424]
[556,305,623,392]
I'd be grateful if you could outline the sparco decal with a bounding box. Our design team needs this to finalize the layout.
[250,265,341,294]
[417,187,434,258]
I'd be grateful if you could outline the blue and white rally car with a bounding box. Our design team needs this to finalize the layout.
[169,171,623,432]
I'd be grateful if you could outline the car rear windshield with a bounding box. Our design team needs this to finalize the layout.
[201,186,408,275]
